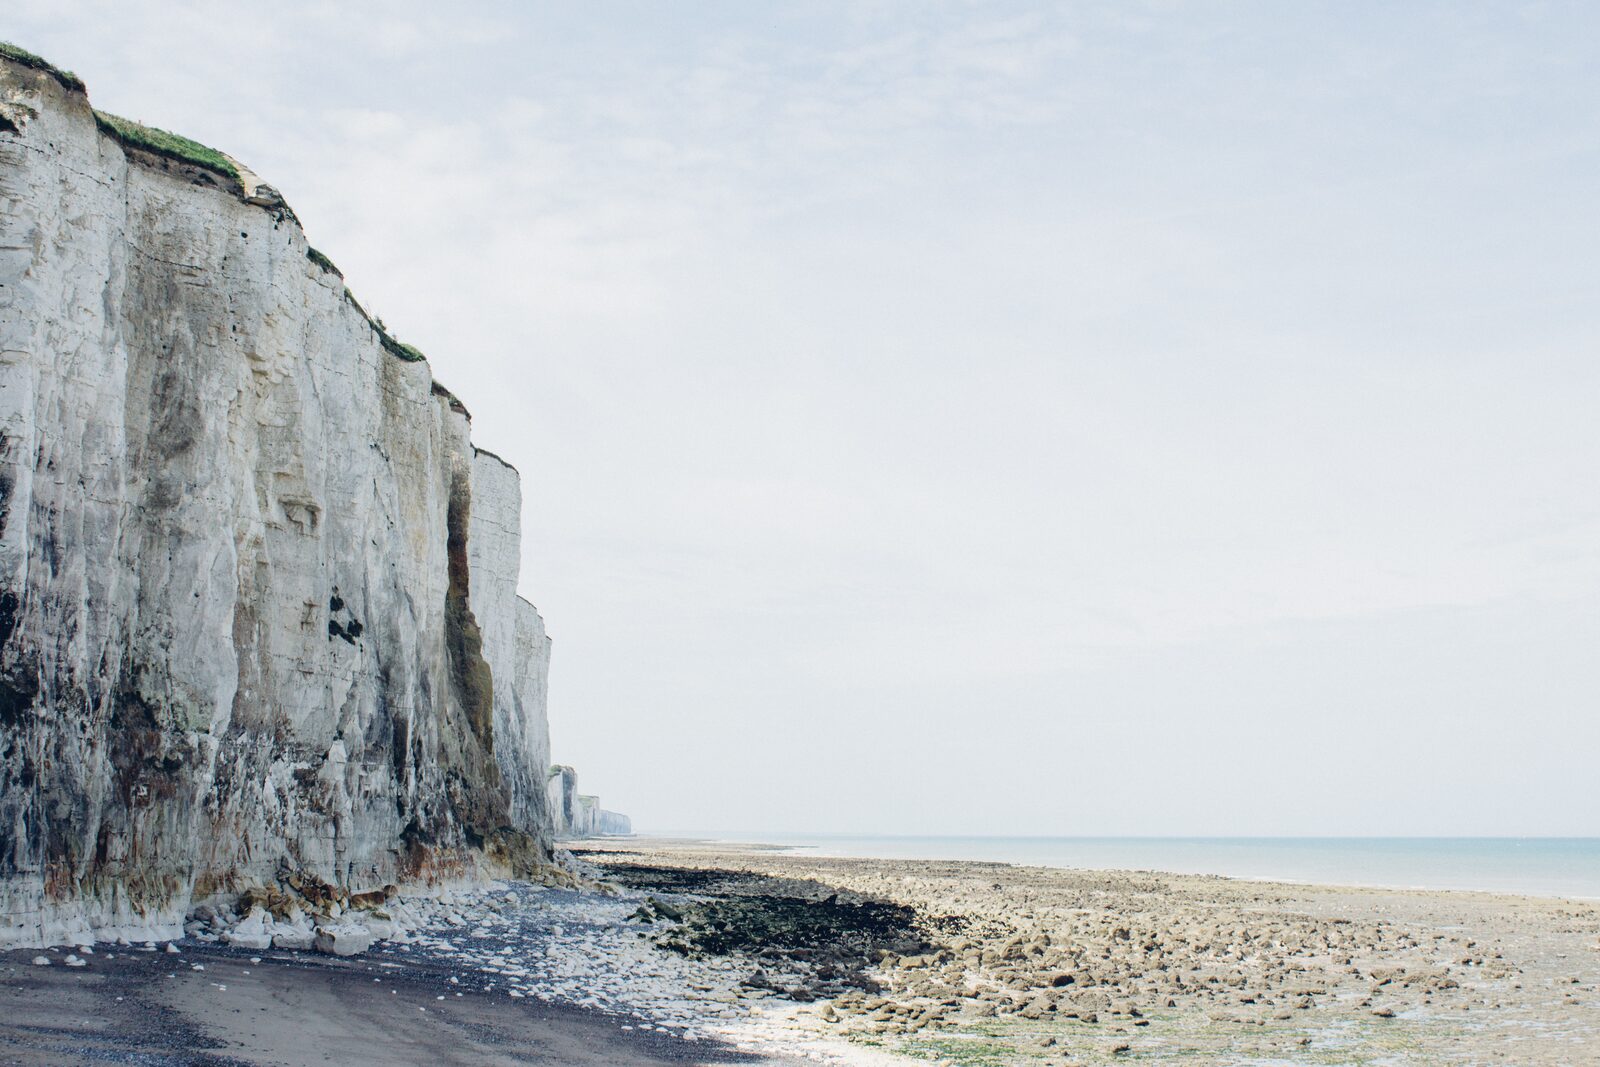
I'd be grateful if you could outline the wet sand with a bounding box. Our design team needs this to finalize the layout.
[0,940,799,1066]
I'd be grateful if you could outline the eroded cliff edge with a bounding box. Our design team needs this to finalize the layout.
[0,50,563,946]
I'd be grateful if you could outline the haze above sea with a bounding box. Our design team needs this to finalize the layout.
[673,835,1600,900]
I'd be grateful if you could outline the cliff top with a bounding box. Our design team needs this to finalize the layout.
[1,41,480,419]
[91,110,240,183]
[2,42,240,187]
[0,41,84,94]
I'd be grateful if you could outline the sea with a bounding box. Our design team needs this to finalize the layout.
[686,834,1600,900]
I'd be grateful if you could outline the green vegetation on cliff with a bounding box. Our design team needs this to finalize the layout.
[385,337,428,363]
[306,246,342,278]
[342,288,429,364]
[3,43,235,184]
[92,110,239,183]
[0,41,86,93]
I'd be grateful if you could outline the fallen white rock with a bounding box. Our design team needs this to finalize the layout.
[273,927,315,950]
[223,907,274,951]
[315,925,374,957]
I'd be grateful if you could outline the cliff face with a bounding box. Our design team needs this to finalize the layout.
[545,764,630,838]
[0,54,556,946]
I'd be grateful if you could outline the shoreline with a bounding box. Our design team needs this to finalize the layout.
[5,839,1597,1065]
[666,833,1600,903]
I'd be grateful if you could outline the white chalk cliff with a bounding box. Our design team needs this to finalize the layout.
[0,48,622,948]
[546,764,632,838]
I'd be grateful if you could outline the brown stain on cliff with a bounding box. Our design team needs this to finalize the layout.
[445,468,494,754]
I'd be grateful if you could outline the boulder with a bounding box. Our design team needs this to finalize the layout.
[223,907,274,951]
[314,925,374,957]
[271,920,316,951]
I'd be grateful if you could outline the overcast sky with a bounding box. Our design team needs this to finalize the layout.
[10,2,1598,836]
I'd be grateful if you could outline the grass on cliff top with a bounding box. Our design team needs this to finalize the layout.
[3,44,240,188]
[0,41,86,93]
[92,110,239,183]
[306,246,342,278]
[385,337,427,363]
[342,288,428,364]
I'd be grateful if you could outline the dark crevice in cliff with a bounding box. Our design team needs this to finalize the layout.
[0,589,20,658]
[0,582,37,732]
[0,653,37,730]
[445,472,494,755]
[0,431,11,532]
[109,678,195,808]
[326,589,363,645]
[0,433,16,728]
[436,470,540,865]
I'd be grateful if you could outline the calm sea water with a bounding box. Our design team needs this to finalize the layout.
[694,835,1600,900]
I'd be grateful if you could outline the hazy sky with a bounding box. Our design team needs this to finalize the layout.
[10,2,1597,835]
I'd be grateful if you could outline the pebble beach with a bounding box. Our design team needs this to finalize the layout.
[577,838,1600,1065]
[4,837,1597,1065]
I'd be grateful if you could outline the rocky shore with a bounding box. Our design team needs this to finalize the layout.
[5,838,1597,1064]
[576,839,1600,1066]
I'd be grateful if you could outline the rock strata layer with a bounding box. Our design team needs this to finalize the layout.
[0,50,564,946]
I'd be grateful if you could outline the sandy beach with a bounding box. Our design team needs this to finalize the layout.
[0,931,802,1066]
[4,838,1598,1065]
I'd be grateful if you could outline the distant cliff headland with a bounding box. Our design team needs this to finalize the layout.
[0,43,626,949]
